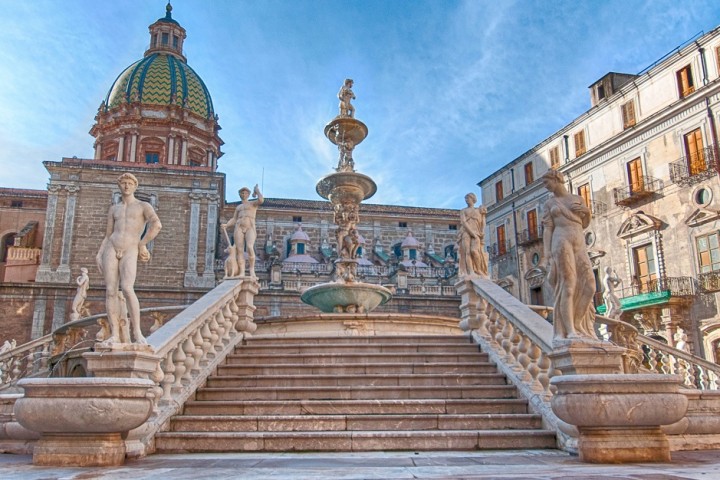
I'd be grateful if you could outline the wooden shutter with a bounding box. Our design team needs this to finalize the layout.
[677,65,695,97]
[524,163,534,185]
[627,158,644,193]
[685,128,705,175]
[633,244,657,293]
[574,131,586,157]
[622,101,636,129]
[495,181,504,202]
[577,184,590,208]
[527,210,538,238]
[497,225,506,255]
[549,147,560,169]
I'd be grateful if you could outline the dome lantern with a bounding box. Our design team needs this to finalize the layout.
[144,2,187,62]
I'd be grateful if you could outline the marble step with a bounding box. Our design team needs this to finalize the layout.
[225,352,488,365]
[169,413,543,432]
[216,361,498,376]
[195,385,519,401]
[154,429,558,452]
[235,343,481,355]
[205,373,508,388]
[244,335,473,346]
[182,398,532,416]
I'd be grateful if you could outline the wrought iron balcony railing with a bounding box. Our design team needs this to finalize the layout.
[669,146,719,187]
[595,276,698,314]
[612,175,662,207]
[488,241,512,259]
[517,228,543,247]
[589,200,607,216]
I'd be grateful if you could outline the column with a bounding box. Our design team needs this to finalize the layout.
[117,135,125,163]
[202,194,219,284]
[167,135,175,165]
[94,142,102,160]
[56,185,79,282]
[31,297,47,339]
[129,132,138,162]
[206,151,212,168]
[181,138,188,165]
[183,192,203,287]
[35,185,61,282]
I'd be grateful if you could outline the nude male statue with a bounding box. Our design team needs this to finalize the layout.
[221,184,264,278]
[338,78,355,117]
[96,173,162,345]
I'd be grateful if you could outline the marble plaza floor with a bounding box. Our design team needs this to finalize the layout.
[1,449,720,479]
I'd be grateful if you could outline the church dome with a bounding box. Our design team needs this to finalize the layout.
[104,53,214,119]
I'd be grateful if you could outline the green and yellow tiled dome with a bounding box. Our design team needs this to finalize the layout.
[104,53,214,119]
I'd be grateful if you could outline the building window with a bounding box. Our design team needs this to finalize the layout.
[676,65,695,98]
[10,200,23,208]
[577,183,590,208]
[496,225,506,255]
[549,146,560,169]
[172,35,179,48]
[292,216,302,223]
[161,32,169,45]
[152,34,158,47]
[632,243,657,293]
[296,243,305,255]
[145,152,160,164]
[0,233,16,262]
[573,131,586,157]
[597,84,605,101]
[495,181,504,202]
[621,100,636,129]
[526,209,538,238]
[697,233,720,273]
[449,224,457,230]
[684,128,706,175]
[627,157,644,193]
[530,287,543,306]
[524,162,534,185]
[409,249,417,260]
[399,221,407,228]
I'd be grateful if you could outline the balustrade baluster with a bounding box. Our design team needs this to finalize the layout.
[516,334,531,381]
[190,329,204,372]
[172,345,187,390]
[181,336,196,382]
[200,322,214,359]
[160,350,176,403]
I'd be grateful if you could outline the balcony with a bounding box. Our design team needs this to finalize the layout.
[589,200,607,216]
[596,276,697,314]
[517,228,543,247]
[669,146,719,187]
[488,241,512,260]
[612,176,662,208]
[699,271,720,293]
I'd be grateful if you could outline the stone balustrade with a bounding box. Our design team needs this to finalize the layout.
[6,247,41,263]
[0,338,52,390]
[120,277,258,456]
[455,278,567,447]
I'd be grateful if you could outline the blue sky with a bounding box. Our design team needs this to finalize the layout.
[1,1,719,209]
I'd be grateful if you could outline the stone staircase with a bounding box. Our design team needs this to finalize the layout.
[154,334,557,452]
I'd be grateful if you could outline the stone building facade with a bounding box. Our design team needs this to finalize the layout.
[0,5,460,346]
[479,26,720,362]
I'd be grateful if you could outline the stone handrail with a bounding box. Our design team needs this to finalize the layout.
[595,315,720,390]
[123,278,258,456]
[0,305,190,391]
[456,278,565,446]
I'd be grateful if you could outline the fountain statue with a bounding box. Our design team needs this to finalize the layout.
[300,80,392,313]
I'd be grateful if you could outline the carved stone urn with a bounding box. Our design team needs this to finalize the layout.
[14,377,155,466]
[551,374,688,463]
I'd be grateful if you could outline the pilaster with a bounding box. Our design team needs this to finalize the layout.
[202,193,219,284]
[183,192,203,287]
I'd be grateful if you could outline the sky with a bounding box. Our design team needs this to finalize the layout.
[1,1,719,209]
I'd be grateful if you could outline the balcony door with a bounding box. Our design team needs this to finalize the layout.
[496,225,506,255]
[633,244,657,293]
[627,158,644,193]
[527,210,538,239]
[684,128,705,176]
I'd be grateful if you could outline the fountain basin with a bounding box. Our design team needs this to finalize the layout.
[316,171,377,201]
[301,282,392,313]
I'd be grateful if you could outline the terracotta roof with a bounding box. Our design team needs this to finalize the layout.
[0,188,48,198]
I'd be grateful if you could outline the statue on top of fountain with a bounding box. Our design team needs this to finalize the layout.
[338,78,355,118]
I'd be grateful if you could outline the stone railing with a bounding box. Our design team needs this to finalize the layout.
[596,315,720,390]
[0,305,189,391]
[456,278,565,445]
[124,278,258,456]
[6,247,41,263]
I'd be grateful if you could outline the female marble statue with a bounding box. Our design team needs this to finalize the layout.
[539,170,597,342]
[458,193,488,277]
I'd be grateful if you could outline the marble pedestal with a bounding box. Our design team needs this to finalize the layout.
[551,374,688,463]
[14,377,155,466]
[84,344,161,380]
[548,340,625,375]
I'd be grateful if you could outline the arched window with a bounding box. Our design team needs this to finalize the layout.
[1,233,17,262]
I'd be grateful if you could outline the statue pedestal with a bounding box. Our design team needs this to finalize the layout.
[84,344,161,380]
[548,340,625,375]
[551,374,688,463]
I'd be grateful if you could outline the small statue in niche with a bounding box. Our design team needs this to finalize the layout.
[69,267,90,322]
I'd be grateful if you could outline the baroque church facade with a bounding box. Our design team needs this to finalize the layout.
[0,6,460,345]
[480,26,720,364]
